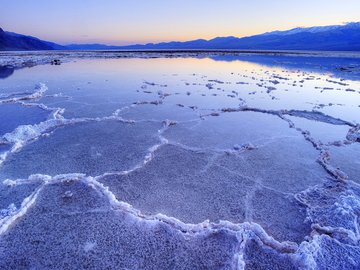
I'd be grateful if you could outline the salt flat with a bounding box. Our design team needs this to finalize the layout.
[0,51,360,269]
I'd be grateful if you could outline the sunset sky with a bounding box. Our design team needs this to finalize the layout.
[1,0,360,45]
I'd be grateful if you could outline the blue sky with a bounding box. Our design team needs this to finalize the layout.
[1,0,359,45]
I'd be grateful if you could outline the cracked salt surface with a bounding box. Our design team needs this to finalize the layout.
[328,144,360,184]
[0,181,240,269]
[100,143,315,243]
[0,120,162,179]
[0,53,360,269]
[285,115,351,144]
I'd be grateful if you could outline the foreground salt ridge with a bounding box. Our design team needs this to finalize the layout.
[0,185,41,235]
[0,83,48,104]
[2,171,360,269]
[0,173,307,268]
[0,61,359,269]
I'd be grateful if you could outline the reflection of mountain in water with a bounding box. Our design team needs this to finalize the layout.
[0,65,15,79]
[207,54,360,79]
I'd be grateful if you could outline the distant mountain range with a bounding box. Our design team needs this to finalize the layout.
[0,28,65,51]
[1,22,360,51]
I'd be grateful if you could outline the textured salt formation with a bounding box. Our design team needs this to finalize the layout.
[285,115,351,144]
[347,125,360,143]
[0,83,62,119]
[0,181,42,211]
[327,144,360,184]
[0,181,242,269]
[164,111,303,149]
[0,100,49,137]
[96,112,331,244]
[100,143,314,243]
[0,54,360,269]
[118,103,199,122]
[0,120,163,179]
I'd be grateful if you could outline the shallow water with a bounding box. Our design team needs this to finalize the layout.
[0,54,360,269]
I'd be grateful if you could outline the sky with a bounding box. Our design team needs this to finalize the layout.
[1,0,360,45]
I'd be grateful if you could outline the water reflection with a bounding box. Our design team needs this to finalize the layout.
[1,51,360,81]
[207,54,360,79]
[1,56,359,123]
[0,65,14,79]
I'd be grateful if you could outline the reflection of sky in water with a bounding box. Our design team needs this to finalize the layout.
[1,56,359,122]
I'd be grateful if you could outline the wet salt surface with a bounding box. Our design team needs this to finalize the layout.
[0,104,49,136]
[328,144,360,184]
[0,120,162,179]
[0,52,360,269]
